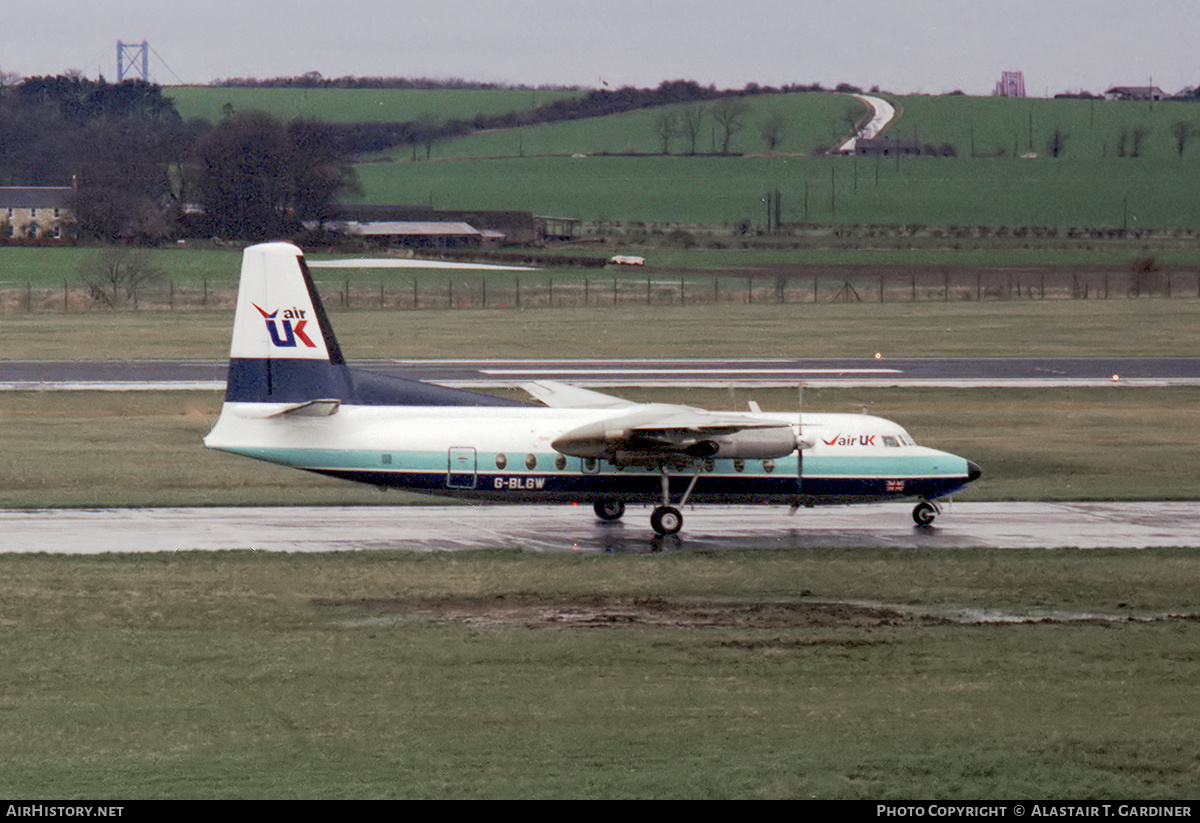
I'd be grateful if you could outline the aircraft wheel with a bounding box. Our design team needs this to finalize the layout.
[912,501,937,527]
[594,500,626,521]
[650,506,683,536]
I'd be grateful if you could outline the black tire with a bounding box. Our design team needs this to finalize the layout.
[913,501,937,527]
[650,506,683,535]
[594,500,626,521]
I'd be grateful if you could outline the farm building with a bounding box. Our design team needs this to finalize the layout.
[1104,86,1165,101]
[0,186,75,240]
[329,206,538,245]
[535,215,581,241]
[339,220,504,249]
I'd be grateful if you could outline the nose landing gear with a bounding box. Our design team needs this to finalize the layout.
[912,500,941,527]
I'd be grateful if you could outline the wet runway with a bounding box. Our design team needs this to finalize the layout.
[3,502,1198,553]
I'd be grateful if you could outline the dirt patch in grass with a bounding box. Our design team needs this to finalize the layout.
[321,596,954,629]
[320,596,1200,629]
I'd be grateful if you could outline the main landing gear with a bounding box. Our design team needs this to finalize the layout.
[593,497,684,536]
[650,505,683,536]
[593,500,625,521]
[912,500,941,527]
[592,501,689,536]
[592,463,703,536]
[649,463,703,536]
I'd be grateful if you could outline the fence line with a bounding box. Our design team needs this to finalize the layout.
[3,270,1198,312]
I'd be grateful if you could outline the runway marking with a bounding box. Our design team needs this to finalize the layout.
[481,368,903,375]
[0,382,225,391]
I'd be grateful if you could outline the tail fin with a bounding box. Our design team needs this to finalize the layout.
[221,242,530,408]
[224,242,352,404]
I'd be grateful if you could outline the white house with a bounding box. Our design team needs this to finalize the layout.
[0,186,75,239]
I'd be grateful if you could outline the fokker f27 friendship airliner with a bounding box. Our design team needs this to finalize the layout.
[204,243,981,536]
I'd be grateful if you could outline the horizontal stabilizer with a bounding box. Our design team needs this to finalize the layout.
[269,399,341,418]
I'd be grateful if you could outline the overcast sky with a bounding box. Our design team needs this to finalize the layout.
[4,0,1198,96]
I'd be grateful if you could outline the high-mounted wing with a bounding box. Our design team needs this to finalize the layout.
[523,380,638,410]
[552,403,798,466]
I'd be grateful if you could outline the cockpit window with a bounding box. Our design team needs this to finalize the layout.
[882,436,899,447]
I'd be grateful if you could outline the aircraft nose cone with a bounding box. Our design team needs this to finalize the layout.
[966,461,982,482]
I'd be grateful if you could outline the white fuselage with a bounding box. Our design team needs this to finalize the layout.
[205,402,973,506]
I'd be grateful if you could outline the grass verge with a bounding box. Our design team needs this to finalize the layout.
[1,548,1197,799]
[0,298,1198,359]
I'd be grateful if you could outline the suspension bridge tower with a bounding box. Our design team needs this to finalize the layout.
[117,41,150,82]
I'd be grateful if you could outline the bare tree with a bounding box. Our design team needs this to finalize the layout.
[654,110,678,154]
[415,112,442,160]
[842,103,865,138]
[193,110,356,239]
[1171,121,1195,157]
[760,112,786,152]
[711,96,752,154]
[1118,127,1150,158]
[79,247,164,309]
[1131,127,1149,157]
[1046,128,1069,158]
[679,103,706,155]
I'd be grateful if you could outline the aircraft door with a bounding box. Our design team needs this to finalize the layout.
[447,447,477,488]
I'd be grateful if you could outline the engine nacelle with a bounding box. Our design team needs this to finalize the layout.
[694,427,797,459]
[553,422,797,461]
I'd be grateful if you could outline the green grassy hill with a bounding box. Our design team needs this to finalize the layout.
[393,92,862,159]
[167,86,1200,231]
[890,94,1194,161]
[345,91,1200,230]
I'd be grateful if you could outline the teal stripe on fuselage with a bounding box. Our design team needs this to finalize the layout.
[222,446,798,475]
[803,454,967,478]
[221,447,966,480]
[220,446,971,504]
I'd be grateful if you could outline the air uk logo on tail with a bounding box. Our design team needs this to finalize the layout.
[254,304,316,348]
